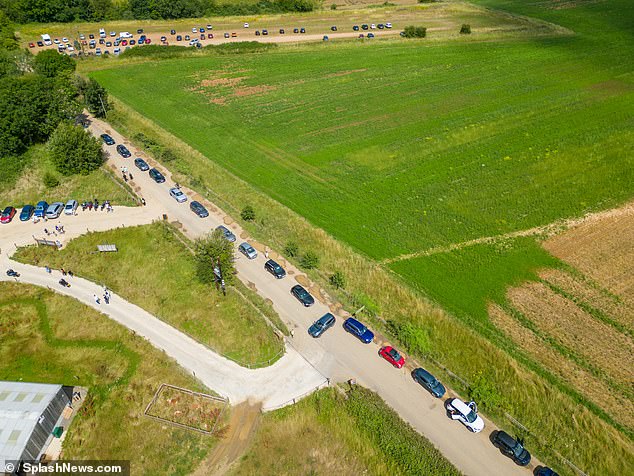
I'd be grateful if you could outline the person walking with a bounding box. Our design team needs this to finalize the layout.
[61,268,66,276]
[94,294,101,305]
[45,266,51,274]
[141,197,146,206]
[68,270,74,278]
[103,293,110,304]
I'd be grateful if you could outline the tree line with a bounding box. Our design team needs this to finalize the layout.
[0,24,110,177]
[0,0,318,24]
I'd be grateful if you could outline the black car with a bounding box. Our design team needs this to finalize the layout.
[190,200,209,218]
[37,40,44,47]
[130,40,136,45]
[291,284,314,307]
[353,25,359,31]
[100,133,115,145]
[308,313,336,338]
[300,28,306,33]
[134,157,149,171]
[279,28,285,34]
[262,29,268,35]
[176,35,182,41]
[492,431,531,466]
[89,34,95,39]
[170,29,176,35]
[331,26,337,31]
[149,168,165,183]
[116,144,131,158]
[137,29,143,34]
[264,259,286,279]
[293,28,299,33]
[412,367,446,398]
[536,468,559,476]
[362,24,369,30]
[106,41,112,47]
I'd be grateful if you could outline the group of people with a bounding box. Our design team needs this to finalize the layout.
[121,166,133,183]
[94,286,111,305]
[81,199,113,212]
[43,225,65,236]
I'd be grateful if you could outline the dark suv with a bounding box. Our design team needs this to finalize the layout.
[116,144,131,158]
[411,367,446,398]
[308,313,335,338]
[190,201,209,218]
[264,259,286,279]
[492,431,531,466]
[100,133,115,145]
[291,284,314,307]
[148,168,165,183]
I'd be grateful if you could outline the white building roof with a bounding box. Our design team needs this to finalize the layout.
[0,381,62,469]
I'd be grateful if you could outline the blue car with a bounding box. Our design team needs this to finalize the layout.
[116,144,131,158]
[34,200,49,218]
[343,317,374,343]
[134,158,149,171]
[20,205,34,221]
[291,284,314,307]
[308,313,336,338]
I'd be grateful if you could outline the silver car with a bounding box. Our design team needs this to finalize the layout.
[169,188,187,203]
[64,199,78,215]
[239,242,257,259]
[45,202,64,219]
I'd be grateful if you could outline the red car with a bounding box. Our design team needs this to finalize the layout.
[379,346,405,368]
[29,42,35,48]
[1,206,16,223]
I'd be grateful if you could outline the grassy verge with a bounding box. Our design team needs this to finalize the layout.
[0,144,137,207]
[231,386,460,476]
[13,222,284,367]
[0,283,219,475]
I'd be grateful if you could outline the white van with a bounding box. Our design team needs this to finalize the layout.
[119,32,133,39]
[41,34,52,45]
[99,28,106,38]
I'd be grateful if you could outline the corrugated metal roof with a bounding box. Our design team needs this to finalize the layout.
[0,381,62,469]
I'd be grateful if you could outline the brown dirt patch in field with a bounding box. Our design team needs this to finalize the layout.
[490,304,634,429]
[539,268,634,331]
[234,85,277,97]
[507,282,634,387]
[191,74,276,104]
[200,77,246,88]
[544,201,634,307]
[324,68,367,79]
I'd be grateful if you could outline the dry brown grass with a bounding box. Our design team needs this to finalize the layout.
[508,282,634,389]
[539,268,634,331]
[490,304,634,429]
[544,202,634,307]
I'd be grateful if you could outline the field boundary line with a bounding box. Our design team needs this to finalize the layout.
[382,201,634,264]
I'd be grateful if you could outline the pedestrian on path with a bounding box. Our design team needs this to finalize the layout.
[265,249,269,259]
[61,268,66,276]
[94,294,101,305]
[45,266,51,274]
[44,228,49,235]
[128,172,133,180]
[141,197,146,206]
[123,173,128,182]
[103,293,110,304]
[68,270,74,278]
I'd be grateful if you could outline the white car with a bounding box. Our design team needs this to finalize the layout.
[207,24,213,30]
[446,399,485,433]
[62,37,69,43]
[169,188,187,203]
[192,27,197,33]
[114,47,121,55]
[371,24,376,29]
[53,38,61,44]
[385,22,392,28]
[189,39,199,46]
[67,46,74,52]
[244,22,249,28]
[120,32,133,39]
[64,199,78,215]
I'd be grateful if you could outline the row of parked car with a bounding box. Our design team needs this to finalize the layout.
[98,130,555,474]
[1,200,79,224]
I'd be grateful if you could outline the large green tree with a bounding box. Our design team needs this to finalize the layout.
[48,122,103,175]
[79,77,110,117]
[194,229,236,286]
[33,49,76,78]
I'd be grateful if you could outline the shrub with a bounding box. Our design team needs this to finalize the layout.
[81,78,110,118]
[387,321,431,356]
[240,205,256,221]
[33,49,75,78]
[284,241,299,257]
[43,171,59,188]
[329,271,346,289]
[300,251,320,269]
[160,148,177,162]
[330,3,337,9]
[403,26,427,38]
[460,24,471,34]
[194,229,235,286]
[48,123,104,175]
[469,371,504,412]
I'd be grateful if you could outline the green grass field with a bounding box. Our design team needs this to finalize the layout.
[13,222,284,366]
[83,1,634,473]
[0,283,218,475]
[232,385,460,476]
[0,144,137,207]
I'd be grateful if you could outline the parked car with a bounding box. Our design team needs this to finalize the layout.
[385,22,392,28]
[137,28,143,34]
[378,23,385,29]
[379,346,405,368]
[189,200,209,218]
[130,40,136,45]
[224,33,230,39]
[300,28,306,33]
[367,33,375,38]
[45,202,64,219]
[189,39,199,46]
[492,431,531,466]
[262,29,268,36]
[29,42,35,48]
[169,187,187,203]
[331,26,337,31]
[535,468,559,476]
[109,31,116,37]
[199,27,205,33]
[170,29,176,35]
[353,25,359,31]
[323,36,329,41]
[149,168,166,183]
[215,225,236,242]
[160,36,167,42]
[255,30,260,36]
[34,201,49,218]
[89,33,95,39]
[20,205,34,221]
[231,32,237,38]
[116,144,131,158]
[207,33,214,39]
[100,133,115,146]
[37,41,44,47]
[64,199,78,215]
[293,28,299,33]
[95,48,101,56]
[445,399,485,433]
[244,22,250,28]
[343,317,374,343]
[308,313,336,338]
[105,41,112,47]
[238,242,258,259]
[291,284,314,307]
[207,24,213,30]
[412,367,446,398]
[1,206,16,223]
[134,158,149,171]
[264,259,286,279]
[362,24,369,30]
[176,35,182,41]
